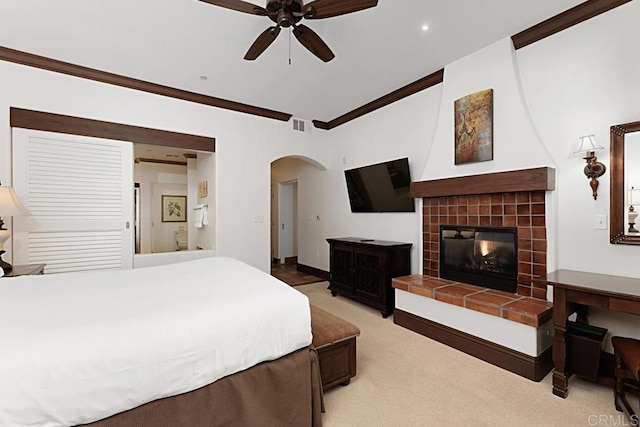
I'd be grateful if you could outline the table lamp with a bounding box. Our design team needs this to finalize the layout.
[628,186,640,233]
[0,183,30,273]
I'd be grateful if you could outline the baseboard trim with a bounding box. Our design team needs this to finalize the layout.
[394,309,553,382]
[297,263,330,281]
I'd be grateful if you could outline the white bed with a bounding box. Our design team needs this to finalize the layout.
[0,256,313,427]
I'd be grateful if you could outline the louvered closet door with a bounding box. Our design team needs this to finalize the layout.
[12,129,134,273]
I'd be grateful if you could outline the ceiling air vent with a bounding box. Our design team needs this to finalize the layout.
[292,118,310,133]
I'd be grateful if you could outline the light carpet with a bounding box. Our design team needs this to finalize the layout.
[297,281,623,427]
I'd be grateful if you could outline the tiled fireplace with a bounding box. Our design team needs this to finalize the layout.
[423,190,547,299]
[391,168,556,381]
[409,167,554,300]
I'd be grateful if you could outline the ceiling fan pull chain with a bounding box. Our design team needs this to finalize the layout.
[288,28,292,65]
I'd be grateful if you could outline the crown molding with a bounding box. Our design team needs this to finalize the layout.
[312,69,444,130]
[0,45,292,122]
[511,0,631,49]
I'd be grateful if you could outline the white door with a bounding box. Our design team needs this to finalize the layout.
[12,129,134,273]
[278,181,297,262]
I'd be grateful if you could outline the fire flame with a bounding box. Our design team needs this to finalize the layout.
[479,240,491,257]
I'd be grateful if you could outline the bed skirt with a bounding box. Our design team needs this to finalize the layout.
[82,347,323,427]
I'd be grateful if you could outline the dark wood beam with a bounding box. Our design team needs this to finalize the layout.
[313,69,444,130]
[10,107,216,152]
[512,0,632,49]
[135,158,188,166]
[312,120,330,130]
[410,167,555,198]
[0,45,292,122]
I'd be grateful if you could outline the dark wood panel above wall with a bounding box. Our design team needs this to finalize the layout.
[410,167,555,198]
[10,107,216,152]
[0,45,292,122]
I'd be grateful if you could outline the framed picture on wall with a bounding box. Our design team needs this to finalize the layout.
[161,195,187,222]
[454,88,494,165]
[198,180,208,198]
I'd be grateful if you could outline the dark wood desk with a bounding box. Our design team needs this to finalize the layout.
[539,270,640,398]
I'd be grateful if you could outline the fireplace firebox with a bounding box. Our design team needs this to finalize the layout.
[439,225,517,293]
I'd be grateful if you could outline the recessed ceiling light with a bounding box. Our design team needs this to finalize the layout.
[200,75,208,81]
[421,24,429,32]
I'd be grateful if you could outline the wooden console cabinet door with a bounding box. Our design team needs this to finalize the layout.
[327,238,411,318]
[329,243,353,294]
[353,247,385,305]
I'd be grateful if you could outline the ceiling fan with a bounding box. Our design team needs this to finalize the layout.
[200,0,378,62]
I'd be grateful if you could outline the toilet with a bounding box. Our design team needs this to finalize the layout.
[174,229,188,251]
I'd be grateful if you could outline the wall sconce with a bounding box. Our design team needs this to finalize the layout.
[0,183,30,273]
[574,135,606,200]
[628,186,640,233]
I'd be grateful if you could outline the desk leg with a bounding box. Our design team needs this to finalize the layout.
[552,287,569,398]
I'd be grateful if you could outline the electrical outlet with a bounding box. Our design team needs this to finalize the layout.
[595,215,607,230]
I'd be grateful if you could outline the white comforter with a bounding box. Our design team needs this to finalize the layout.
[0,257,312,426]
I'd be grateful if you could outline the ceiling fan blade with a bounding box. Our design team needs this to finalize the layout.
[244,26,281,60]
[293,24,335,62]
[303,0,377,19]
[199,0,268,16]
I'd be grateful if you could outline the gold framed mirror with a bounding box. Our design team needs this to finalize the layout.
[610,120,640,245]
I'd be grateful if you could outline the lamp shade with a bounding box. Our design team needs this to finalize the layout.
[629,186,640,206]
[0,186,29,217]
[573,134,604,155]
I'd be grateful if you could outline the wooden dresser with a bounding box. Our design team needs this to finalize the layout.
[327,237,411,317]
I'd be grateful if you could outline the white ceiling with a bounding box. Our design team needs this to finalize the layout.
[0,0,584,122]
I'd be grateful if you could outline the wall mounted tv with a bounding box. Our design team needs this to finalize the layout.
[344,157,415,213]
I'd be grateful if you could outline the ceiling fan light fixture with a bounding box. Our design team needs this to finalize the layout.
[277,9,295,27]
[201,0,378,61]
[421,24,430,32]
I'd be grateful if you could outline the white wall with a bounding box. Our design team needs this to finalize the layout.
[318,86,443,272]
[0,59,329,273]
[515,1,640,348]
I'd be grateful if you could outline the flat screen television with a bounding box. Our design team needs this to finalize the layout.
[344,157,415,213]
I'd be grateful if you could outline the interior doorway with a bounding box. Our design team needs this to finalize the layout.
[277,181,298,264]
[270,155,327,273]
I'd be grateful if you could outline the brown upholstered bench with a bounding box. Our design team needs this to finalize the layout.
[310,305,360,390]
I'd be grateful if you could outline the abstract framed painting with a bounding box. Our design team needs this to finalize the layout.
[454,88,494,165]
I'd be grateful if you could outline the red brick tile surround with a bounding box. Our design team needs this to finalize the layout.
[422,190,548,300]
[393,275,552,327]
[410,168,554,301]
